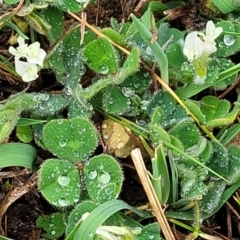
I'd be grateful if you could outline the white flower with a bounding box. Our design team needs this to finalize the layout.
[183,21,223,79]
[183,32,204,62]
[15,59,39,82]
[203,20,223,44]
[9,36,28,59]
[26,41,46,66]
[9,36,46,82]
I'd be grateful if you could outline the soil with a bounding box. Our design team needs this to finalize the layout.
[0,0,240,240]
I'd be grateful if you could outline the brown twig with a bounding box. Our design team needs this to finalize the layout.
[218,75,240,99]
[226,201,240,219]
[131,148,175,240]
[0,172,38,235]
[226,202,232,239]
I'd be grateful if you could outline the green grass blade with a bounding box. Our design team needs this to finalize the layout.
[131,12,169,85]
[70,199,149,240]
[0,143,36,169]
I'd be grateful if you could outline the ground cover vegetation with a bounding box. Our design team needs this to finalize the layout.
[0,0,240,239]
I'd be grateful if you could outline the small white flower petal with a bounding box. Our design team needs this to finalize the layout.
[204,20,223,44]
[9,44,28,59]
[26,42,46,66]
[17,36,25,46]
[202,42,217,55]
[206,21,215,37]
[15,59,39,82]
[183,32,204,61]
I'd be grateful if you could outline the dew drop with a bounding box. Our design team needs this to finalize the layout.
[148,234,154,239]
[143,72,150,77]
[98,164,104,170]
[105,187,113,195]
[58,198,69,206]
[51,230,56,235]
[99,64,109,74]
[99,172,111,184]
[88,170,98,180]
[59,139,67,147]
[88,233,93,237]
[58,175,70,186]
[218,42,224,48]
[122,87,135,97]
[223,34,236,46]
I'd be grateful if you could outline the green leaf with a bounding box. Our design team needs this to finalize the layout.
[184,100,206,124]
[152,143,170,204]
[43,118,98,162]
[84,154,124,203]
[200,95,229,120]
[227,145,240,184]
[41,6,64,44]
[68,98,93,119]
[0,143,36,168]
[17,118,47,126]
[158,23,183,47]
[24,11,51,35]
[36,213,65,239]
[147,90,187,128]
[16,125,33,143]
[149,124,171,146]
[54,0,85,12]
[38,159,81,207]
[66,201,98,236]
[0,110,19,143]
[166,180,240,220]
[102,86,128,114]
[166,43,186,68]
[131,11,169,84]
[151,106,164,126]
[46,26,84,88]
[113,47,140,85]
[83,37,119,74]
[212,0,238,14]
[100,28,125,46]
[3,0,19,4]
[31,94,69,117]
[120,69,151,93]
[136,223,162,240]
[214,58,237,89]
[200,181,226,215]
[169,120,200,149]
[207,141,229,176]
[215,21,240,57]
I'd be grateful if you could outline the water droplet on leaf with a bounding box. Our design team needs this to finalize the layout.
[88,170,97,179]
[58,198,69,206]
[223,34,236,46]
[99,64,109,74]
[58,175,70,186]
[99,172,111,184]
[59,139,67,147]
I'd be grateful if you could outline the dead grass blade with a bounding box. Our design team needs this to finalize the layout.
[131,148,175,240]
